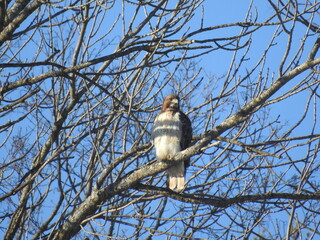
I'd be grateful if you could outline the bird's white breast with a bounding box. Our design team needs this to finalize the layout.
[152,111,182,160]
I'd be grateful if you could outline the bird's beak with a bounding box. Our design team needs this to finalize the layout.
[170,99,179,109]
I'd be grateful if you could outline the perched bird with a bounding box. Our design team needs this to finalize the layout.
[152,94,192,191]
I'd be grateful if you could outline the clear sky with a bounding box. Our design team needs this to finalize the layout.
[1,0,319,239]
[201,0,319,131]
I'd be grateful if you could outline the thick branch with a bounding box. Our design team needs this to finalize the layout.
[0,41,197,99]
[135,184,320,208]
[0,0,41,46]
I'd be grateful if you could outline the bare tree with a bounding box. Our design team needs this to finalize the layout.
[0,0,320,239]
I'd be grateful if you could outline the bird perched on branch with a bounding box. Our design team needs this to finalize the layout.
[152,94,192,191]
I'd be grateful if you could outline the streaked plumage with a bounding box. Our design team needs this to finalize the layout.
[152,94,192,191]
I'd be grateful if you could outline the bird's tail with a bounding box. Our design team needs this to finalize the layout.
[167,162,185,191]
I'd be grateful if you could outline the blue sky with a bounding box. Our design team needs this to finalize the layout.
[201,0,319,128]
[1,0,319,239]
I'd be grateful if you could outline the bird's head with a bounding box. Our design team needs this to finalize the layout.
[162,94,180,112]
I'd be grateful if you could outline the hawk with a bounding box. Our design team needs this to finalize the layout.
[152,94,192,191]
